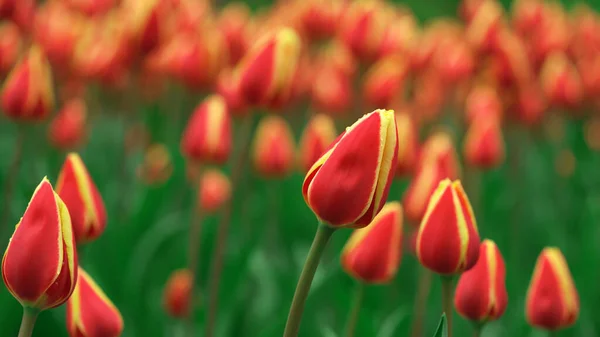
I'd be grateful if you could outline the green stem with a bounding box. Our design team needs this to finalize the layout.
[17,308,39,337]
[1,125,25,236]
[344,282,365,337]
[472,323,483,337]
[185,178,205,337]
[441,276,454,337]
[283,224,337,337]
[410,268,434,337]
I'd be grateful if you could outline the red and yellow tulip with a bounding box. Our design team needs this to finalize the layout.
[298,114,337,173]
[48,98,88,151]
[198,169,231,213]
[163,269,193,319]
[252,115,296,178]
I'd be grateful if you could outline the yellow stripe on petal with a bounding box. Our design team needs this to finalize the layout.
[452,180,478,232]
[67,153,98,234]
[485,240,498,315]
[80,268,123,317]
[56,193,76,293]
[69,279,86,336]
[342,202,401,254]
[268,28,300,97]
[451,182,470,269]
[205,96,227,152]
[370,110,397,212]
[544,248,578,317]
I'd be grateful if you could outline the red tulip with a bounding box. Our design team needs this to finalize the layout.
[218,2,251,65]
[362,55,408,108]
[49,99,88,150]
[338,0,385,62]
[311,62,352,116]
[163,269,193,318]
[64,0,116,16]
[298,114,337,173]
[252,115,296,178]
[394,110,419,178]
[0,21,21,75]
[463,119,505,169]
[215,69,248,118]
[198,169,231,213]
[540,52,583,109]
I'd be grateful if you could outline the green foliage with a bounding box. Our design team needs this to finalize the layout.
[433,314,448,337]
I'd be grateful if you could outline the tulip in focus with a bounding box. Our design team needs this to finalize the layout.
[2,177,78,310]
[49,98,88,150]
[341,202,403,283]
[252,115,296,178]
[0,21,21,74]
[363,55,408,108]
[163,269,193,319]
[298,114,337,173]
[303,109,398,228]
[526,248,579,331]
[454,240,508,322]
[394,110,419,178]
[67,267,124,337]
[198,169,231,213]
[56,153,107,244]
[463,119,505,169]
[416,179,480,274]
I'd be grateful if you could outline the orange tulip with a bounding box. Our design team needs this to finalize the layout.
[163,269,193,318]
[252,115,296,178]
[49,98,88,150]
[298,114,337,173]
[463,119,505,169]
[198,169,231,213]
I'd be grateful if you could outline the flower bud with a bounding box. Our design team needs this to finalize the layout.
[311,62,352,116]
[377,14,418,59]
[338,0,385,62]
[526,248,579,331]
[198,169,231,213]
[216,69,248,117]
[418,130,461,180]
[512,0,544,37]
[341,202,403,283]
[454,240,508,322]
[56,153,107,244]
[463,119,505,169]
[163,269,193,319]
[2,178,78,310]
[303,109,398,227]
[298,0,342,41]
[33,2,83,68]
[67,267,124,337]
[218,2,251,65]
[0,21,21,75]
[465,85,502,125]
[362,55,408,108]
[416,179,480,275]
[394,111,418,178]
[465,0,503,53]
[402,163,445,224]
[252,115,296,178]
[124,0,172,54]
[529,3,569,66]
[49,98,88,150]
[181,95,232,165]
[137,143,173,185]
[298,114,337,173]
[1,45,55,121]
[540,52,583,109]
[434,38,475,84]
[512,83,547,126]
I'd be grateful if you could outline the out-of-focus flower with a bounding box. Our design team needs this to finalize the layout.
[463,119,505,169]
[56,153,107,244]
[512,83,547,126]
[377,13,418,59]
[569,5,600,61]
[528,3,570,66]
[303,109,398,228]
[434,37,475,85]
[403,164,445,225]
[412,70,446,122]
[454,240,508,322]
[1,45,55,121]
[416,179,480,275]
[49,98,88,150]
[418,129,461,180]
[137,143,174,185]
[171,0,210,34]
[394,110,419,178]
[526,248,579,331]
[319,41,357,78]
[341,202,403,283]
[465,85,502,124]
[64,0,116,16]
[0,22,21,75]
[181,95,231,165]
[298,0,342,41]
[198,169,231,213]
[123,0,173,55]
[216,69,248,117]
[9,0,35,33]
[163,269,193,319]
[67,267,123,337]
[218,2,251,65]
[362,55,408,108]
[0,0,15,18]
[540,52,583,109]
[298,114,337,173]
[512,0,544,37]
[576,56,600,100]
[2,178,78,310]
[311,62,352,116]
[338,0,385,62]
[465,0,504,53]
[492,30,533,87]
[252,115,296,178]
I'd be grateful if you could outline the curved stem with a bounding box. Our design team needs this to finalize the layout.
[283,224,336,337]
[17,308,39,337]
[441,276,455,337]
[185,176,205,337]
[344,282,365,337]
[1,126,25,235]
[410,268,434,337]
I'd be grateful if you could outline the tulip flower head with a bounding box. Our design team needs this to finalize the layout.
[403,163,445,224]
[252,115,296,178]
[394,110,419,178]
[49,98,88,150]
[298,114,337,173]
[0,21,21,74]
[463,119,505,169]
[163,269,193,318]
[303,109,398,228]
[2,177,78,310]
[198,169,231,213]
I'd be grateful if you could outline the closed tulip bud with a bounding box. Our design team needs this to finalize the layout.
[434,39,475,84]
[513,84,547,126]
[540,52,583,109]
[2,178,78,310]
[403,163,445,224]
[124,0,172,54]
[303,109,398,227]
[67,267,124,337]
[463,119,505,169]
[416,179,480,275]
[362,55,408,108]
[526,248,579,330]
[412,70,446,122]
[341,202,403,283]
[0,22,21,74]
[493,30,533,87]
[338,0,385,62]
[216,69,248,117]
[298,114,337,173]
[465,85,502,125]
[320,41,357,78]
[33,2,84,67]
[465,0,503,53]
[311,63,352,116]
[163,269,193,318]
[49,99,88,151]
[137,143,173,185]
[394,111,418,178]
[252,115,295,178]
[236,27,301,110]
[218,2,251,65]
[181,95,231,165]
[377,14,418,59]
[418,130,461,180]
[198,169,231,213]
[454,240,508,322]
[298,0,342,41]
[512,0,544,37]
[1,45,55,121]
[56,153,107,244]
[529,4,569,66]
[65,0,115,16]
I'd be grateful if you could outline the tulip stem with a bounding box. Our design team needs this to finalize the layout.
[472,323,483,337]
[344,282,365,337]
[441,276,454,337]
[17,308,39,337]
[283,224,336,337]
[410,268,434,337]
[1,125,25,236]
[185,177,205,337]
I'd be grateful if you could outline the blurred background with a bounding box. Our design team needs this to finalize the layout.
[1,0,600,336]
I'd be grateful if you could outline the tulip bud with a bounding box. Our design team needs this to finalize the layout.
[236,27,301,110]
[1,45,55,121]
[454,240,508,322]
[216,69,248,117]
[303,109,398,227]
[252,115,296,178]
[124,0,172,54]
[65,0,115,16]
[512,83,547,126]
[2,178,78,310]
[341,202,403,283]
[465,0,503,53]
[56,153,107,244]
[402,163,445,224]
[526,248,579,331]
[298,0,342,41]
[198,169,231,213]
[67,267,124,337]
[529,3,569,66]
[540,52,583,109]
[9,0,34,33]
[377,14,418,59]
[0,21,21,75]
[465,85,502,125]
[416,179,480,275]
[181,95,232,165]
[418,130,461,180]
[338,0,385,62]
[512,0,544,37]
[463,119,505,169]
[394,111,419,178]
[492,30,533,87]
[163,269,193,318]
[49,99,88,150]
[218,2,251,65]
[137,143,173,185]
[412,70,446,122]
[362,55,408,108]
[298,114,337,173]
[33,2,83,68]
[434,39,475,85]
[311,63,352,116]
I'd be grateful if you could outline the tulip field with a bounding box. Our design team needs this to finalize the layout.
[2,0,600,336]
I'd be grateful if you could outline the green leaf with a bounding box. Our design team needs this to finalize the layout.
[433,314,448,337]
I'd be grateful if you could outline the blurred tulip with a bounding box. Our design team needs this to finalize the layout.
[492,30,533,87]
[463,119,505,169]
[418,130,461,180]
[198,169,231,213]
[526,248,579,331]
[465,85,502,124]
[362,55,408,108]
[311,62,352,116]
[2,178,78,310]
[171,0,210,34]
[181,95,231,165]
[49,99,88,151]
[216,69,248,117]
[412,70,446,122]
[569,5,600,61]
[163,269,193,319]
[252,115,296,178]
[0,0,14,18]
[1,45,55,121]
[9,0,34,33]
[298,0,342,41]
[319,41,357,78]
[56,153,107,244]
[338,0,385,62]
[528,3,569,66]
[465,0,504,53]
[298,114,337,173]
[416,179,480,275]
[64,0,116,16]
[123,0,173,55]
[434,37,475,85]
[341,202,403,283]
[377,13,418,59]
[454,240,508,322]
[512,83,547,126]
[576,56,600,100]
[394,110,418,178]
[218,2,251,65]
[403,163,445,224]
[137,143,173,185]
[67,267,123,337]
[512,0,544,37]
[303,109,398,227]
[540,52,583,109]
[0,21,21,75]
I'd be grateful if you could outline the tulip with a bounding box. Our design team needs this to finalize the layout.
[33,2,83,68]
[218,2,251,65]
[123,0,172,54]
[512,0,544,37]
[394,110,419,178]
[198,169,231,213]
[9,0,34,33]
[465,0,504,53]
[338,0,385,62]
[377,14,418,59]
[163,269,193,319]
[252,115,296,178]
[454,240,508,325]
[1,45,55,121]
[526,248,579,331]
[434,39,475,85]
[465,85,502,125]
[216,69,248,117]
[492,30,533,87]
[463,119,505,169]
[64,0,115,16]
[55,153,107,244]
[67,267,123,337]
[412,70,446,122]
[528,3,569,66]
[298,0,342,41]
[362,55,408,108]
[0,21,21,75]
[48,98,88,150]
[298,114,337,173]
[418,130,461,180]
[540,52,583,109]
[512,83,547,126]
[181,95,232,165]
[403,163,445,224]
[137,143,173,185]
[310,63,352,116]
